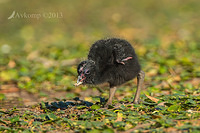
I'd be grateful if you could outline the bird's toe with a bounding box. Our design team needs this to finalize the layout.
[133,99,142,104]
[104,101,113,108]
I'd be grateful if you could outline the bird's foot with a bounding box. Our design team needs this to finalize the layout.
[104,100,112,108]
[117,57,133,65]
[104,104,109,108]
[133,99,140,104]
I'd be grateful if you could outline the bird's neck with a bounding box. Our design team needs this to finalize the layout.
[93,67,108,85]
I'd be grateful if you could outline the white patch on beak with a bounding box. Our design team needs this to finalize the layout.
[74,76,83,86]
[74,81,83,86]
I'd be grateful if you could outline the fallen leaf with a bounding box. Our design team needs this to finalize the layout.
[28,119,34,126]
[101,115,105,120]
[152,115,162,119]
[157,102,166,106]
[145,94,159,103]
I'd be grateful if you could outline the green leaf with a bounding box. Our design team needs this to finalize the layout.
[92,121,105,129]
[40,101,46,109]
[167,104,180,112]
[84,121,92,129]
[91,105,100,110]
[77,105,87,110]
[88,129,101,133]
[185,99,196,105]
[10,116,20,123]
[39,114,47,120]
[48,113,57,120]
[102,128,115,133]
[80,113,92,119]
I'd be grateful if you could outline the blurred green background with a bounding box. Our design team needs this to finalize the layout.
[0,0,200,107]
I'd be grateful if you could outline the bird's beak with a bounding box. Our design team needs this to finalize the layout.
[74,76,83,86]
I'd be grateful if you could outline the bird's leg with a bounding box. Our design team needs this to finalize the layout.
[114,44,133,65]
[133,70,145,104]
[105,87,117,106]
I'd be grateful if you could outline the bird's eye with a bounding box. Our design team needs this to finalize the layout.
[85,69,90,74]
[78,67,84,74]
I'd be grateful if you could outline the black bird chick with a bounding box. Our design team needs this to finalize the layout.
[75,38,145,106]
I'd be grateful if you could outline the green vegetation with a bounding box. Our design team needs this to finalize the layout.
[0,0,200,132]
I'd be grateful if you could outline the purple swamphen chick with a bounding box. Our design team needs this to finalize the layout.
[75,38,145,106]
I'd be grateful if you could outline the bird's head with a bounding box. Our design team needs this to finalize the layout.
[75,60,96,86]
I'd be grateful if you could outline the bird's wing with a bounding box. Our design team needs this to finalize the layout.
[113,44,133,65]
